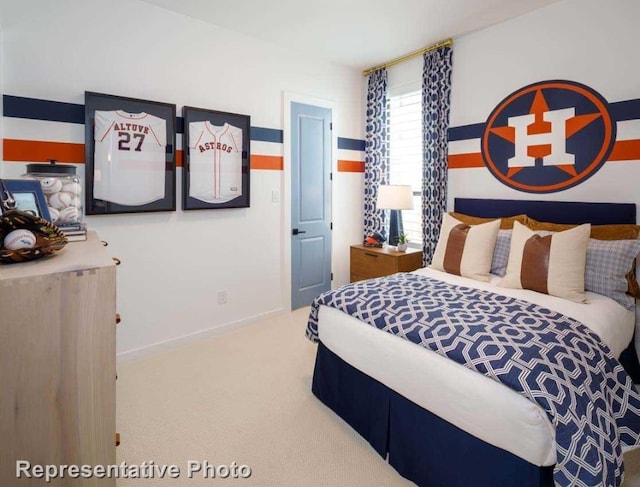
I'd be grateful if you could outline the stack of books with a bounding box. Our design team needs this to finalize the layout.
[58,222,87,242]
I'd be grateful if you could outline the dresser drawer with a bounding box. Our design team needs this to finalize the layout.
[351,247,398,278]
[350,244,423,282]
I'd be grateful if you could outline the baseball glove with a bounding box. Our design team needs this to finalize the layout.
[0,209,68,264]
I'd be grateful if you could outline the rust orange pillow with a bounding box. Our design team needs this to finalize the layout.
[526,217,640,240]
[449,212,528,230]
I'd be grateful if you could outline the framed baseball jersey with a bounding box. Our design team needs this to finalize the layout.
[94,110,167,206]
[182,106,250,210]
[85,92,176,215]
[188,121,243,204]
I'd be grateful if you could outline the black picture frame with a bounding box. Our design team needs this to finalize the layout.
[182,106,250,210]
[1,179,52,221]
[84,91,177,215]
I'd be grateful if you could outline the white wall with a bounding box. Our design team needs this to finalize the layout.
[448,0,640,208]
[1,0,364,358]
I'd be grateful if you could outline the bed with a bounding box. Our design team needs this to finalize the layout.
[306,198,640,487]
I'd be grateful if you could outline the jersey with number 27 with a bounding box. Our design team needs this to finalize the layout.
[94,110,167,206]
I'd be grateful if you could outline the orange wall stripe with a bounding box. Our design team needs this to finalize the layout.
[251,155,283,170]
[5,144,186,168]
[337,160,365,173]
[4,139,85,163]
[449,140,640,169]
[6,139,636,172]
[2,139,286,170]
[180,152,281,169]
[448,153,485,169]
[608,140,640,161]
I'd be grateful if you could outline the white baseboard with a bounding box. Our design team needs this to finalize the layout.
[116,307,287,362]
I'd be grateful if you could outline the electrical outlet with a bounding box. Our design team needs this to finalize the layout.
[218,290,227,304]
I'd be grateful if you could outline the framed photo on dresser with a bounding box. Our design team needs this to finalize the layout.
[182,106,251,210]
[84,91,177,215]
[0,179,51,221]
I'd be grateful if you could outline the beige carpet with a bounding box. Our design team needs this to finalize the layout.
[116,307,640,486]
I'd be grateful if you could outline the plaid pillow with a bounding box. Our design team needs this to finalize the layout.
[491,229,511,277]
[585,239,640,310]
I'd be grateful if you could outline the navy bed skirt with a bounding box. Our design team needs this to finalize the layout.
[312,341,555,487]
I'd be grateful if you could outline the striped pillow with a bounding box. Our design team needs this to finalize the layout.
[500,221,591,303]
[430,213,500,282]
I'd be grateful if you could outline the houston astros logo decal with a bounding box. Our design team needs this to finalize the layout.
[481,80,615,193]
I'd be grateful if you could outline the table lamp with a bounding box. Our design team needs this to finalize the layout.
[376,184,414,246]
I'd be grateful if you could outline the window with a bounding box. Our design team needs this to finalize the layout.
[388,90,422,247]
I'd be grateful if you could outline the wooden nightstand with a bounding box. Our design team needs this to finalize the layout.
[350,244,423,282]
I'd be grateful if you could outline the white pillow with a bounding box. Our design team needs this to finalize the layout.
[499,221,591,303]
[430,213,500,282]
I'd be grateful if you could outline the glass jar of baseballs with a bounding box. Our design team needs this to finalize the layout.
[21,162,84,230]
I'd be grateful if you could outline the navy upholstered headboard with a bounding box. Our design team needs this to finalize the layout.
[454,198,637,225]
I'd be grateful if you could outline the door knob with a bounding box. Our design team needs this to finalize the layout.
[292,228,307,235]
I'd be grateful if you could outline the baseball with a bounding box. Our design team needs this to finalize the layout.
[71,196,82,209]
[48,207,60,223]
[49,191,73,209]
[59,206,80,223]
[62,182,82,195]
[4,229,37,250]
[40,177,63,194]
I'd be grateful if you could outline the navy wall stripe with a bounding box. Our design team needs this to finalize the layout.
[448,123,485,142]
[4,95,84,124]
[177,118,281,141]
[610,99,640,122]
[3,95,285,143]
[6,95,639,147]
[251,126,283,143]
[338,137,365,151]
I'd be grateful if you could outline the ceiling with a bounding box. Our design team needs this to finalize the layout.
[140,0,562,70]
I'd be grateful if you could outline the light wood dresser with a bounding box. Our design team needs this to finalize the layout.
[0,231,117,486]
[350,244,423,282]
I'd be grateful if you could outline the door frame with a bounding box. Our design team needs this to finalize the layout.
[283,92,338,311]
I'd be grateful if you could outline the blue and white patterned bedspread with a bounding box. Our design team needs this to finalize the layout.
[306,272,640,487]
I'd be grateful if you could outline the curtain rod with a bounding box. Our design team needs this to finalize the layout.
[362,38,453,77]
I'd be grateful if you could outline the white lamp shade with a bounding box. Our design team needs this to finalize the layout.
[376,185,414,210]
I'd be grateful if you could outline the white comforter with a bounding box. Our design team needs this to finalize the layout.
[317,267,635,466]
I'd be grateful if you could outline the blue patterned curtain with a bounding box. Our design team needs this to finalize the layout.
[422,47,453,266]
[364,69,389,239]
